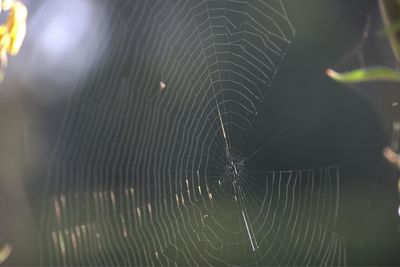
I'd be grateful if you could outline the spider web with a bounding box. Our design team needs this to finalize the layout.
[39,0,347,265]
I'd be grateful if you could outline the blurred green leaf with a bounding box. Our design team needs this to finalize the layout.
[326,67,400,84]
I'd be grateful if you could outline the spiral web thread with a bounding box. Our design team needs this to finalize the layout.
[40,0,346,265]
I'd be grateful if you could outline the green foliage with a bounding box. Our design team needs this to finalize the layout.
[326,67,400,83]
[327,0,400,84]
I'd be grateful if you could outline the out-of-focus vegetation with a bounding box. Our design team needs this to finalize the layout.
[0,244,12,264]
[327,0,400,84]
[0,0,28,80]
[326,67,400,83]
[380,0,400,62]
[326,0,400,169]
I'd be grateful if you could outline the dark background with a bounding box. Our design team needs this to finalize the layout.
[246,0,400,265]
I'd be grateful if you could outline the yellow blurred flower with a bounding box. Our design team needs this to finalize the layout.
[0,0,27,79]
